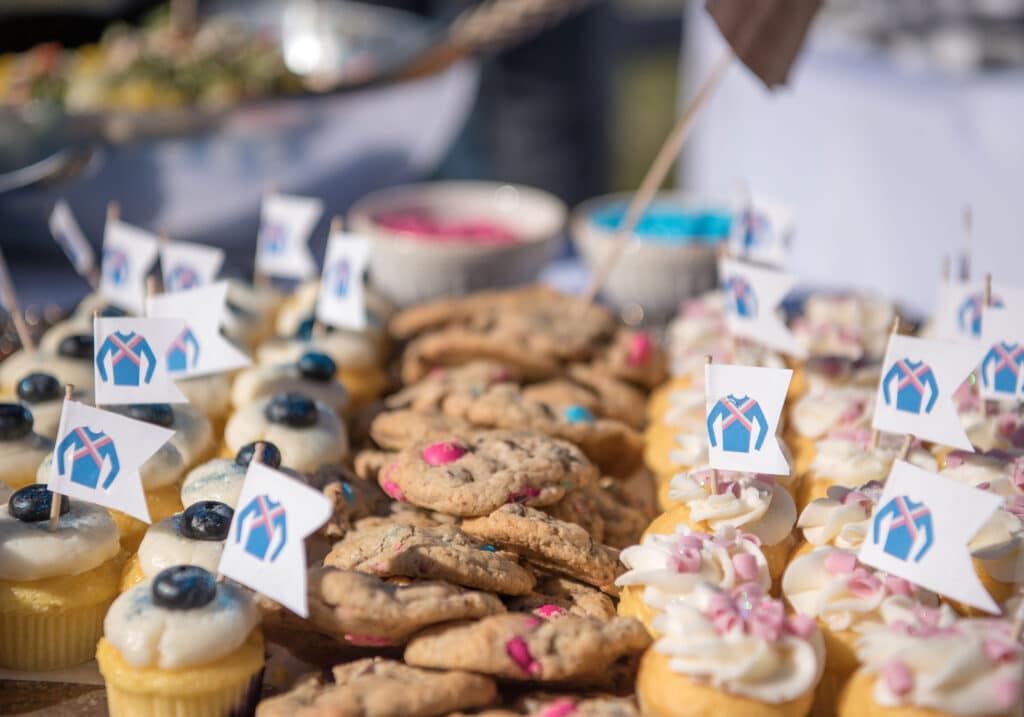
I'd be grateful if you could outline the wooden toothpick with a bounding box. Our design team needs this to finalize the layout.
[897,433,914,462]
[983,273,997,418]
[0,246,35,352]
[869,315,902,451]
[705,354,719,496]
[959,205,972,281]
[252,441,266,466]
[48,384,75,532]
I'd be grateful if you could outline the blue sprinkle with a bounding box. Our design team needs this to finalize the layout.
[341,482,354,503]
[564,405,595,424]
[480,544,497,552]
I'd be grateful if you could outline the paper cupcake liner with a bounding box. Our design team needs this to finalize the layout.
[0,599,110,671]
[105,665,262,717]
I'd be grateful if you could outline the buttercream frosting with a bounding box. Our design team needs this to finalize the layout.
[231,362,349,414]
[223,396,347,473]
[790,386,875,440]
[0,499,119,580]
[180,458,247,508]
[137,513,226,579]
[174,373,232,420]
[256,331,378,370]
[808,432,936,486]
[1,432,54,486]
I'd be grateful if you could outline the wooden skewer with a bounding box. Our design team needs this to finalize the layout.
[704,354,719,496]
[959,205,972,282]
[0,246,35,352]
[869,315,903,451]
[983,273,996,418]
[897,433,914,462]
[48,384,75,532]
[252,441,266,466]
[580,47,734,306]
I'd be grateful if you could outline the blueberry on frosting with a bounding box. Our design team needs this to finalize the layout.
[298,352,336,382]
[152,565,217,610]
[16,373,62,404]
[57,334,94,360]
[179,501,233,541]
[0,403,33,440]
[264,392,317,428]
[117,403,175,428]
[9,484,69,523]
[235,441,282,469]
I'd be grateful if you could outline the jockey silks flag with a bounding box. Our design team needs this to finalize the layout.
[101,219,160,315]
[93,317,189,405]
[719,256,807,358]
[933,278,1022,343]
[727,200,791,267]
[49,200,96,278]
[979,305,1024,400]
[159,239,224,292]
[147,282,250,378]
[872,334,978,451]
[859,460,1003,614]
[255,193,323,280]
[218,460,332,617]
[704,362,792,475]
[315,230,371,331]
[48,399,175,522]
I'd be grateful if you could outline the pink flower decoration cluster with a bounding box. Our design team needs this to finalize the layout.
[704,584,816,643]
[667,531,761,581]
[827,427,873,448]
[822,549,913,598]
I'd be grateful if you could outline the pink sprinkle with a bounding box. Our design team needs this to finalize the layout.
[841,490,873,508]
[847,569,883,599]
[739,532,761,547]
[732,553,760,582]
[984,638,1019,664]
[428,367,447,378]
[540,698,577,717]
[523,616,542,629]
[994,678,1021,711]
[627,332,653,366]
[343,633,393,646]
[944,451,969,468]
[785,614,818,639]
[977,481,992,491]
[380,478,405,501]
[824,550,857,576]
[747,599,785,643]
[506,636,541,676]
[884,575,914,597]
[882,660,914,696]
[997,415,1018,439]
[670,547,703,574]
[533,604,566,620]
[828,427,872,448]
[676,534,706,550]
[507,486,541,503]
[422,441,468,466]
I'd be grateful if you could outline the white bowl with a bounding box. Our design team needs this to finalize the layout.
[348,181,567,306]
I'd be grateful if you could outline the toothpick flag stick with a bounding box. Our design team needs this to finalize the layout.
[704,354,719,495]
[897,433,914,462]
[869,315,902,451]
[941,254,950,283]
[0,246,35,352]
[580,47,734,306]
[959,206,972,281]
[983,273,996,418]
[48,384,75,532]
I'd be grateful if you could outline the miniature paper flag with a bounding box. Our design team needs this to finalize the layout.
[49,200,96,277]
[859,460,1003,613]
[93,317,189,405]
[932,278,1022,343]
[978,305,1024,400]
[100,219,160,314]
[48,399,175,522]
[255,193,323,280]
[719,256,807,358]
[315,230,371,331]
[704,362,792,475]
[147,281,250,378]
[871,334,978,451]
[159,239,224,292]
[727,201,791,267]
[218,460,332,617]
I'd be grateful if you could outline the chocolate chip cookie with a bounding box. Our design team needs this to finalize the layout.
[505,574,617,622]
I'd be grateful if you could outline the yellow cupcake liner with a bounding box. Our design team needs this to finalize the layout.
[0,598,110,671]
[109,483,183,553]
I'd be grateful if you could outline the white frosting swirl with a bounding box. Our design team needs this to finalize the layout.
[782,547,938,633]
[256,331,378,370]
[652,583,825,703]
[175,374,231,420]
[137,514,226,579]
[231,362,349,415]
[855,609,1022,716]
[667,470,796,547]
[0,499,119,580]
[808,436,936,486]
[104,577,259,669]
[223,396,347,473]
[797,484,878,549]
[1,432,54,487]
[790,386,874,440]
[180,459,247,508]
[617,525,770,609]
[802,294,894,334]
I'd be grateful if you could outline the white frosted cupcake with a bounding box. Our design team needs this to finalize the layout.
[231,351,349,416]
[13,372,92,440]
[0,403,55,489]
[180,441,289,509]
[786,386,875,476]
[174,373,233,432]
[110,403,215,470]
[0,333,96,393]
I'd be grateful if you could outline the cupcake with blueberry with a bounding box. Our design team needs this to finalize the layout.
[121,501,234,590]
[110,403,215,471]
[0,485,124,670]
[231,351,349,417]
[0,332,96,394]
[180,441,291,509]
[224,392,347,473]
[97,565,264,717]
[15,372,92,440]
[173,373,233,436]
[0,402,55,489]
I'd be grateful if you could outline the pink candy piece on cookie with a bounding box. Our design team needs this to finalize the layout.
[380,478,406,501]
[627,332,653,366]
[506,636,541,676]
[422,441,468,466]
[533,604,566,620]
[540,699,578,717]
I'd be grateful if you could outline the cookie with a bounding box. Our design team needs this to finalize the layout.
[400,328,562,384]
[377,431,596,517]
[564,364,648,431]
[403,613,651,684]
[582,482,650,550]
[461,504,624,594]
[256,658,498,717]
[588,329,667,390]
[441,384,643,477]
[303,566,506,646]
[384,361,520,414]
[499,693,642,717]
[597,470,659,526]
[324,522,536,595]
[540,488,606,544]
[368,410,475,452]
[505,574,617,622]
[313,465,389,541]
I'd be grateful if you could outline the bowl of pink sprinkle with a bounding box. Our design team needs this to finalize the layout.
[348,180,566,306]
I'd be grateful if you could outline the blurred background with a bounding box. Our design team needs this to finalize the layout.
[0,0,1022,315]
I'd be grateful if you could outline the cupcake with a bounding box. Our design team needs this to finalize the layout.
[785,386,875,477]
[224,392,348,473]
[121,501,234,590]
[0,403,55,490]
[14,372,87,441]
[110,403,215,470]
[0,333,96,394]
[644,385,707,482]
[648,469,798,584]
[838,605,1021,717]
[173,373,233,437]
[231,351,349,416]
[0,485,123,670]
[616,524,771,633]
[637,582,825,717]
[180,441,288,509]
[782,546,938,716]
[97,565,264,717]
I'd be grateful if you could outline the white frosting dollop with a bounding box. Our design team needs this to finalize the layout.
[137,514,226,579]
[617,525,770,609]
[175,374,232,420]
[223,396,347,473]
[180,458,247,508]
[256,331,378,370]
[797,484,879,549]
[667,470,796,547]
[652,583,825,703]
[104,576,259,669]
[0,499,119,580]
[808,436,936,486]
[231,362,349,415]
[790,386,875,440]
[802,294,895,335]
